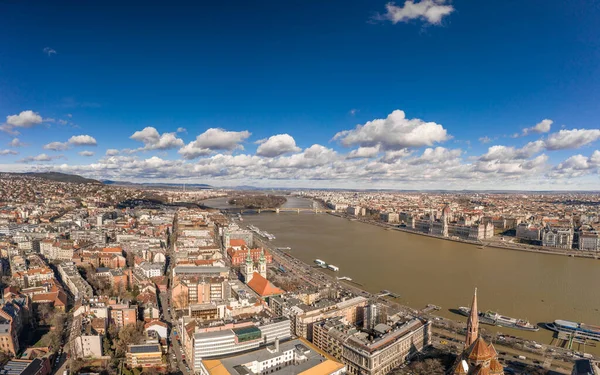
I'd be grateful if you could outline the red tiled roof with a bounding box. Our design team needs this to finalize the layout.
[246,272,284,297]
[229,239,246,247]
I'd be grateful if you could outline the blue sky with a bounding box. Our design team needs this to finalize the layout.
[1,0,599,189]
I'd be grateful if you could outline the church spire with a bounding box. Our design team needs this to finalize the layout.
[465,287,479,347]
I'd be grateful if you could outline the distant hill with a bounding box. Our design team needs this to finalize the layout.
[2,172,101,184]
[102,180,212,189]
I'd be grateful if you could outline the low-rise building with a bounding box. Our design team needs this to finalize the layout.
[199,338,345,375]
[126,344,163,368]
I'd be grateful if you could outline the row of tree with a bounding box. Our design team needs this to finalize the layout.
[228,194,287,209]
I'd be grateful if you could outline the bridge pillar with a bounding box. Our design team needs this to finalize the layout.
[276,208,280,214]
[297,208,300,214]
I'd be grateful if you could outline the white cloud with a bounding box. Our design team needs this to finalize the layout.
[179,128,251,159]
[544,129,600,150]
[130,126,184,151]
[105,149,119,156]
[375,0,454,25]
[522,119,553,136]
[408,147,461,165]
[479,141,545,162]
[9,138,26,147]
[78,151,95,157]
[1,110,44,134]
[19,153,64,163]
[256,134,301,157]
[479,136,492,144]
[333,110,450,150]
[268,145,338,169]
[549,151,600,178]
[177,127,187,133]
[68,135,97,146]
[43,47,57,56]
[43,142,69,151]
[347,145,381,159]
[381,149,412,163]
[349,109,358,116]
[0,149,18,156]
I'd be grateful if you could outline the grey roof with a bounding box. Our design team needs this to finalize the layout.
[128,344,161,354]
[0,359,44,375]
[573,359,599,375]
[216,339,335,375]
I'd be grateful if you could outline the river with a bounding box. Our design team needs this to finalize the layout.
[202,196,600,351]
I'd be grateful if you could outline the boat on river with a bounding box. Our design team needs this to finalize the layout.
[457,307,539,332]
[545,320,600,341]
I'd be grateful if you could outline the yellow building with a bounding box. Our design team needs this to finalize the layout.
[126,344,163,368]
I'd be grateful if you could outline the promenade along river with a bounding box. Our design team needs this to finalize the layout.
[203,196,600,351]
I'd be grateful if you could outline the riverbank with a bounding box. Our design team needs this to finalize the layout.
[328,212,600,260]
[250,233,584,371]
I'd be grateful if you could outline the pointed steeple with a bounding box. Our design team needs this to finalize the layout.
[245,246,253,264]
[465,287,479,347]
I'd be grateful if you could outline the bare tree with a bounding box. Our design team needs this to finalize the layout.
[406,359,445,375]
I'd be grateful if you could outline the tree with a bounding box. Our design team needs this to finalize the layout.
[36,303,55,325]
[407,359,445,375]
[103,336,114,358]
[114,323,145,358]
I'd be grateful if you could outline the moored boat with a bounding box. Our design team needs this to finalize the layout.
[545,320,600,341]
[456,307,539,332]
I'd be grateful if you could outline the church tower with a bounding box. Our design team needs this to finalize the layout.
[441,204,451,237]
[224,232,230,249]
[258,249,267,279]
[465,287,479,347]
[242,247,254,284]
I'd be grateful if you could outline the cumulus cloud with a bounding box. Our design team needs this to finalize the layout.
[43,134,97,151]
[43,142,70,151]
[347,146,381,159]
[78,151,95,157]
[479,136,492,144]
[130,126,184,151]
[256,134,301,157]
[68,135,97,146]
[179,128,251,159]
[549,151,600,178]
[381,149,412,163]
[177,127,187,133]
[475,154,548,175]
[521,119,553,136]
[544,129,600,150]
[479,141,545,162]
[408,147,461,165]
[1,110,45,134]
[9,138,27,147]
[19,153,64,163]
[43,47,57,56]
[333,110,450,150]
[267,145,338,169]
[0,149,18,156]
[375,0,454,25]
[105,149,119,156]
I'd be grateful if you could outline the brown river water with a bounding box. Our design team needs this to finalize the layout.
[202,196,600,352]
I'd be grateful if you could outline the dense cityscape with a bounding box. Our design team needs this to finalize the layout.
[0,174,598,375]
